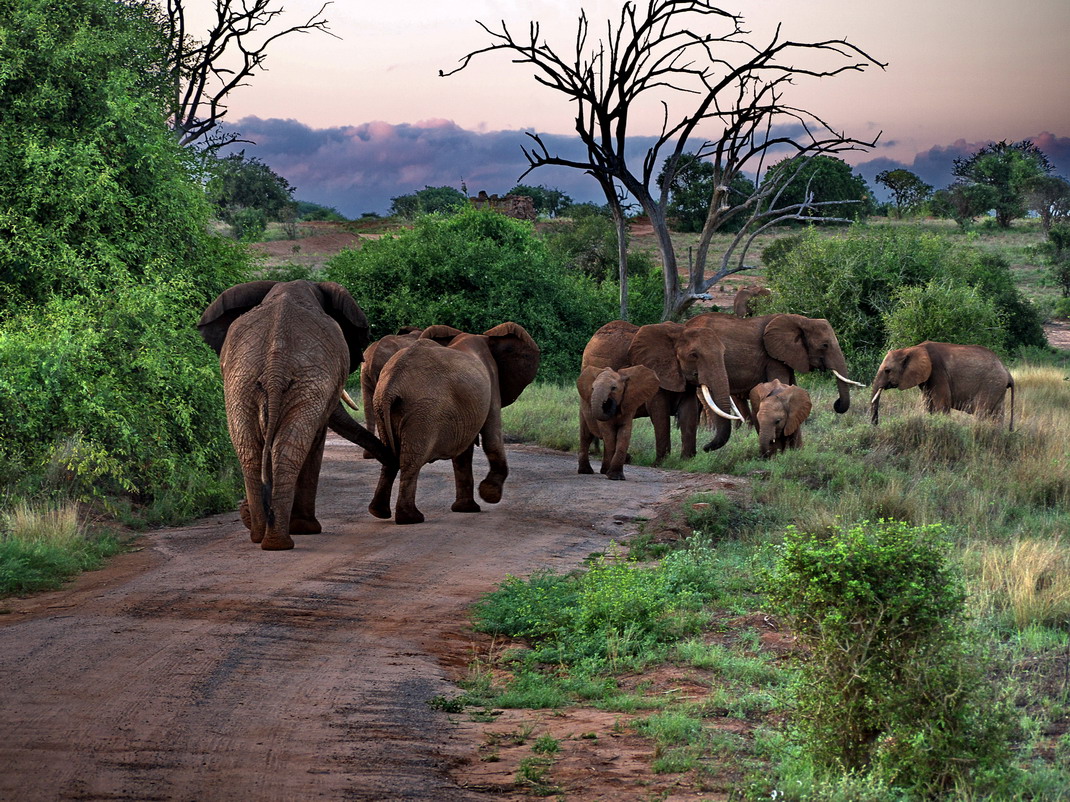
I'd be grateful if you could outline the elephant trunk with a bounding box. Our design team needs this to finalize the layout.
[698,383,738,452]
[827,352,861,414]
[591,380,618,422]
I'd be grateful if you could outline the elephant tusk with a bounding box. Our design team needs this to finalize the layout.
[871,388,882,405]
[831,369,866,388]
[341,389,359,410]
[701,385,743,421]
[729,395,744,420]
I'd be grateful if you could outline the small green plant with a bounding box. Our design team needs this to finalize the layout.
[515,755,559,795]
[532,734,560,755]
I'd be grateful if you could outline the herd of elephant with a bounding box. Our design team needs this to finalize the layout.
[197,280,1016,550]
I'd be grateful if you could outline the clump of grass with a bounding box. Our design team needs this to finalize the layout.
[0,500,124,596]
[965,537,1070,628]
[499,381,580,450]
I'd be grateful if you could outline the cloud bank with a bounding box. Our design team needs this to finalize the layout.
[226,116,1070,217]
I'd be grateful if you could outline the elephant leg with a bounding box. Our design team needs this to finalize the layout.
[478,409,508,504]
[646,392,673,466]
[369,463,398,519]
[451,442,481,513]
[393,459,425,525]
[678,393,699,460]
[261,482,296,551]
[240,473,267,543]
[603,423,631,480]
[578,415,596,475]
[290,426,326,534]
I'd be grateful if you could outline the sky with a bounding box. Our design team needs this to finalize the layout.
[190,0,1070,217]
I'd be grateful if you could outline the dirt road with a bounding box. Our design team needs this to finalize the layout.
[0,437,711,801]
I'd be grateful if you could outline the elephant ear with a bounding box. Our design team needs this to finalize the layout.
[628,322,685,392]
[899,346,933,389]
[576,365,603,403]
[783,388,812,436]
[197,280,278,355]
[764,315,811,374]
[420,324,465,346]
[484,322,541,407]
[312,282,370,373]
[618,365,660,418]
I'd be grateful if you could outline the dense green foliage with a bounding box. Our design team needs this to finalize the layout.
[388,185,467,218]
[875,168,933,218]
[206,153,296,239]
[883,280,1006,351]
[762,226,1045,374]
[657,152,755,233]
[294,200,348,221]
[762,520,1015,795]
[762,155,875,222]
[952,139,1055,228]
[508,184,573,217]
[0,0,249,518]
[323,208,642,380]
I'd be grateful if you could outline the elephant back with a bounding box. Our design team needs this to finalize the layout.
[582,320,639,370]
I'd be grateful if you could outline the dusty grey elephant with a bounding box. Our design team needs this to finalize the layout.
[870,341,1015,430]
[580,319,741,465]
[198,280,394,550]
[733,285,772,317]
[687,312,864,423]
[369,322,540,524]
[576,364,660,480]
[749,379,813,458]
[357,326,462,457]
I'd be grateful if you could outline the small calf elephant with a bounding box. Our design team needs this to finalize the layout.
[577,364,660,480]
[870,341,1015,430]
[732,285,771,317]
[749,379,812,458]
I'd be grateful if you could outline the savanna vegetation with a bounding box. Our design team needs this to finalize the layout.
[3,0,1070,798]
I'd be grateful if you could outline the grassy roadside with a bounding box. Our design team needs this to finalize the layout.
[461,358,1070,798]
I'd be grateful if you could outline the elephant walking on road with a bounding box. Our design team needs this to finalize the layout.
[870,341,1015,430]
[749,379,812,458]
[577,364,660,480]
[369,323,540,524]
[198,280,394,550]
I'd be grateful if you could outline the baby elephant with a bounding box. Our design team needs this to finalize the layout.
[870,341,1015,430]
[576,364,660,480]
[749,379,812,458]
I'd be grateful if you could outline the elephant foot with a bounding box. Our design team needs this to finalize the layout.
[239,500,252,531]
[394,507,425,525]
[605,471,625,481]
[478,479,503,504]
[289,517,322,534]
[261,533,295,550]
[368,501,392,520]
[451,499,481,513]
[362,449,374,459]
[577,462,594,475]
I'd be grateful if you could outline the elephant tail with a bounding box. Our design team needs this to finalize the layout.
[259,382,284,527]
[1007,374,1015,433]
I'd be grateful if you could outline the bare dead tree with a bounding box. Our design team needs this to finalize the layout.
[164,0,336,149]
[441,0,884,320]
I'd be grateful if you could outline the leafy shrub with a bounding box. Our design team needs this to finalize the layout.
[761,520,1015,796]
[388,185,467,218]
[883,280,1005,352]
[323,207,619,381]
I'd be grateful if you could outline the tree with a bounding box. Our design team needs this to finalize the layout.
[1021,174,1070,233]
[389,185,468,219]
[657,153,754,233]
[876,168,933,219]
[764,155,875,222]
[952,139,1055,228]
[509,184,573,217]
[207,152,296,238]
[443,1,883,320]
[162,0,336,148]
[930,184,998,229]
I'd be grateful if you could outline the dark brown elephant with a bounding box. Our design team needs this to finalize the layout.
[580,320,741,465]
[576,364,660,480]
[749,379,812,458]
[687,312,864,422]
[733,285,771,317]
[198,280,394,550]
[870,341,1015,430]
[369,322,540,524]
[359,327,423,446]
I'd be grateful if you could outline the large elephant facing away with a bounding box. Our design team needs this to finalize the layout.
[369,322,540,524]
[198,280,394,550]
[870,341,1015,430]
[579,319,741,465]
[687,312,864,421]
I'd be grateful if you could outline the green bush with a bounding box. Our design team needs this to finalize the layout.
[323,207,619,381]
[883,279,1005,352]
[761,520,1015,796]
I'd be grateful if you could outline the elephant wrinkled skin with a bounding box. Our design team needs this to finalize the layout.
[580,320,740,465]
[870,341,1015,430]
[749,379,813,458]
[369,323,540,524]
[198,280,394,550]
[577,364,660,480]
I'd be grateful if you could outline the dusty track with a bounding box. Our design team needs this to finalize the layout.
[0,437,713,801]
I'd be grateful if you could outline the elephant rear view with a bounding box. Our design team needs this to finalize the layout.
[870,341,1015,430]
[199,280,390,550]
[368,323,540,524]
